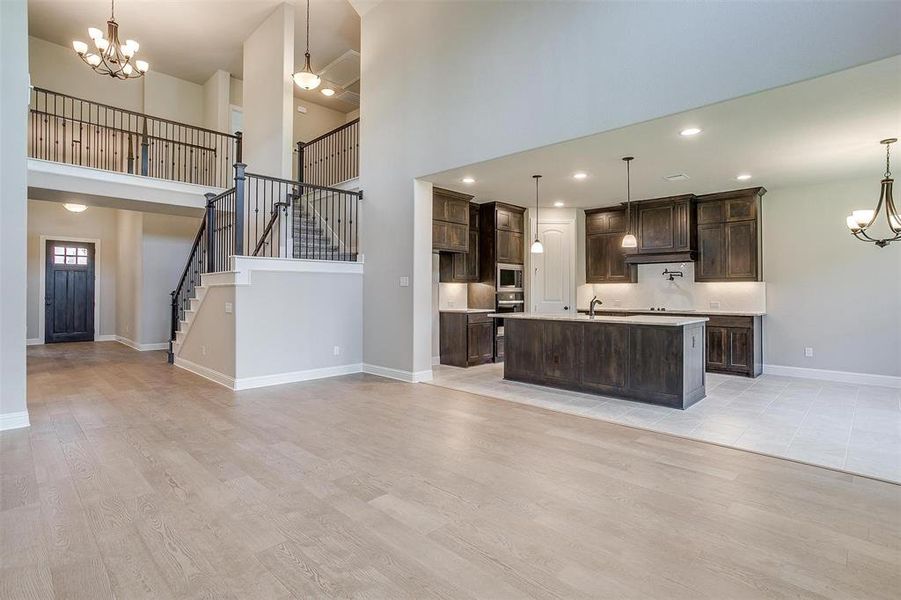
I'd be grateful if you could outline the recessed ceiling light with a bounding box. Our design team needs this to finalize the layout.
[64,203,87,213]
[680,127,702,136]
[573,172,588,180]
[321,88,335,97]
[554,201,564,207]
[461,177,475,184]
[736,174,752,181]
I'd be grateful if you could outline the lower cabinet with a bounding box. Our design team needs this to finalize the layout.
[705,315,761,377]
[440,312,494,367]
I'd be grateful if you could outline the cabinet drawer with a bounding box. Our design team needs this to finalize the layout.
[433,221,469,253]
[467,313,492,324]
[707,315,753,329]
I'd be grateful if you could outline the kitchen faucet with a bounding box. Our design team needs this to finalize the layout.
[589,296,603,318]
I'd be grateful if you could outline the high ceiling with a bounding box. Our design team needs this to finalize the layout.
[426,55,901,208]
[28,0,360,112]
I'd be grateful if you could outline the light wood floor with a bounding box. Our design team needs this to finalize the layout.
[3,342,900,599]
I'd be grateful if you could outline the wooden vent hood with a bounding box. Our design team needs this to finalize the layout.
[621,194,698,264]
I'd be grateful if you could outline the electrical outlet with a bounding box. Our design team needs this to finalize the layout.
[399,276,410,287]
[225,302,233,314]
[804,347,814,358]
[448,299,456,307]
[201,345,207,356]
[333,346,341,356]
[709,300,721,309]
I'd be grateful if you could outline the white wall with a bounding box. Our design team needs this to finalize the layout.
[0,0,30,427]
[762,177,900,377]
[359,0,901,377]
[294,98,347,143]
[203,69,231,132]
[116,210,142,343]
[26,200,119,341]
[140,213,201,345]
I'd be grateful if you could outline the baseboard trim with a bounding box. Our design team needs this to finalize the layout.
[432,355,440,366]
[362,363,433,383]
[763,364,901,389]
[174,356,236,389]
[116,337,168,352]
[27,334,118,346]
[0,410,30,431]
[26,338,42,346]
[96,334,117,342]
[234,363,363,391]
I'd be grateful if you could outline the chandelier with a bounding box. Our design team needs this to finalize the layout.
[72,0,148,80]
[846,138,900,247]
[293,0,321,90]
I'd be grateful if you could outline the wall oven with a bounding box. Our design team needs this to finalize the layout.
[497,263,523,291]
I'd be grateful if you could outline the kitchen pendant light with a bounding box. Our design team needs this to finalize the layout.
[621,156,638,248]
[530,175,544,254]
[293,0,322,90]
[72,0,148,80]
[846,138,900,247]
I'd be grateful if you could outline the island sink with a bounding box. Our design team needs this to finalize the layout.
[492,313,708,409]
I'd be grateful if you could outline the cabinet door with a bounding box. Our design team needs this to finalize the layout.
[605,235,634,282]
[727,327,752,372]
[497,230,523,264]
[496,209,513,231]
[586,211,608,234]
[432,195,448,221]
[673,199,691,250]
[637,204,675,252]
[725,220,757,280]
[444,198,470,225]
[697,201,725,225]
[543,322,582,382]
[606,210,627,233]
[464,229,480,281]
[434,222,468,253]
[585,234,607,283]
[706,326,728,370]
[696,223,726,281]
[726,197,757,222]
[581,323,628,390]
[467,322,494,364]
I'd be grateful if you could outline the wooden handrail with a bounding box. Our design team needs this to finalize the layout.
[297,118,360,147]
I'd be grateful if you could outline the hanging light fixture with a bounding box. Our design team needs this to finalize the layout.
[293,0,321,90]
[846,138,900,247]
[621,156,638,248]
[73,0,148,80]
[530,175,544,254]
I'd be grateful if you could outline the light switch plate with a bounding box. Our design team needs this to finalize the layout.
[709,300,721,309]
[805,347,814,357]
[225,302,233,314]
[399,276,410,287]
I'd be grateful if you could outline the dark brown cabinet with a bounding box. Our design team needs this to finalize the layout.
[625,194,697,263]
[440,312,494,367]
[479,202,527,287]
[695,188,765,282]
[432,187,473,253]
[440,205,480,282]
[705,315,761,376]
[584,207,637,283]
[496,230,524,264]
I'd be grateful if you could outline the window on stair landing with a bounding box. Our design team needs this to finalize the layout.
[53,245,88,265]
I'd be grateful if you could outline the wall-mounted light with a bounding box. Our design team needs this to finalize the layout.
[64,203,87,213]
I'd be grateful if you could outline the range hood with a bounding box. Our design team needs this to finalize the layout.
[624,251,696,265]
[622,194,697,265]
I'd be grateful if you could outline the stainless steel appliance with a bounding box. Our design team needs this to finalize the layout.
[493,291,524,362]
[496,263,523,291]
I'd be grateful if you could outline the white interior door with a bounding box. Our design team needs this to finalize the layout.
[531,221,574,313]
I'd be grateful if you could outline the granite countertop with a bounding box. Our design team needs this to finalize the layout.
[490,312,709,327]
[439,308,495,313]
[576,307,767,317]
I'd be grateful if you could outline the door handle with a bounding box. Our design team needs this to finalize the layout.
[563,305,569,311]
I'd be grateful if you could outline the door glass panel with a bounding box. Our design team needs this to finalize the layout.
[54,246,65,255]
[76,257,88,265]
[65,256,76,264]
[54,256,64,264]
[77,248,87,256]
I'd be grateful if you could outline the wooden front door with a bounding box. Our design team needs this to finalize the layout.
[45,240,95,343]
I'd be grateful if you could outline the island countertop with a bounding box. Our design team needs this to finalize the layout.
[489,312,709,327]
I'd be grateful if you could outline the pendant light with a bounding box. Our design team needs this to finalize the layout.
[846,138,900,247]
[621,156,638,248]
[293,0,321,90]
[530,175,544,254]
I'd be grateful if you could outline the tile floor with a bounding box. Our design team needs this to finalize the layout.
[430,363,901,483]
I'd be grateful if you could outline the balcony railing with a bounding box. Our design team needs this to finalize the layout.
[29,87,241,188]
[296,118,359,187]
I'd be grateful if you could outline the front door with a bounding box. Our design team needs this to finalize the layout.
[45,240,95,343]
[531,221,574,313]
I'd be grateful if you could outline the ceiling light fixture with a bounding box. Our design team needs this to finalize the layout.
[621,157,638,248]
[680,127,702,137]
[64,203,88,213]
[321,88,335,97]
[293,0,321,90]
[573,172,588,180]
[73,0,148,80]
[530,175,544,254]
[461,177,475,184]
[554,201,564,207]
[736,174,752,181]
[846,138,900,247]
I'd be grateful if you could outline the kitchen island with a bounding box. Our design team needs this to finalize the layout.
[493,313,708,409]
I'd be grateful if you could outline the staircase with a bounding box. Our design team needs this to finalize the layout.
[291,190,359,262]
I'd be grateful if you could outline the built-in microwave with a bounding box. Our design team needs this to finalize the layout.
[497,263,523,291]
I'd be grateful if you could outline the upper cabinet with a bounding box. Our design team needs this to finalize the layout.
[432,187,473,253]
[439,204,481,282]
[627,194,697,263]
[479,202,525,270]
[694,187,765,282]
[584,207,636,283]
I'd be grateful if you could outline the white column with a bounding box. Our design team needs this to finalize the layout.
[202,69,232,133]
[0,0,30,430]
[242,2,295,178]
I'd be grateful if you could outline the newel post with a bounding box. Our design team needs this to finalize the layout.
[204,192,217,273]
[234,131,243,164]
[234,162,247,256]
[296,141,305,183]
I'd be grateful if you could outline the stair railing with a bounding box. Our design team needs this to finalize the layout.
[295,118,359,186]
